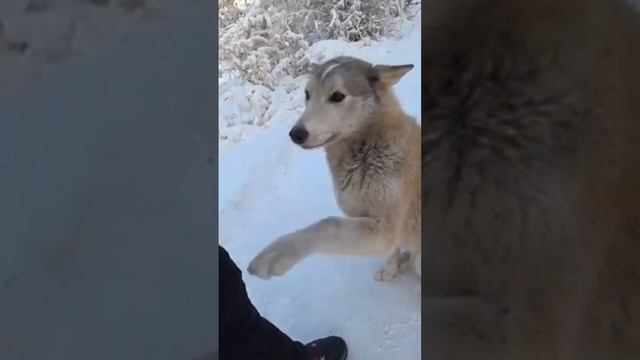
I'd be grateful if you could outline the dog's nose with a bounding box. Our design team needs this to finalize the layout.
[289,126,309,145]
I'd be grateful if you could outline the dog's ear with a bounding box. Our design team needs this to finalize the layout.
[371,64,414,86]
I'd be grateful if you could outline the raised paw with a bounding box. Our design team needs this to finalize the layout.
[247,241,300,280]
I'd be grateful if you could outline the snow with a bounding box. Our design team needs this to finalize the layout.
[219,8,422,360]
[0,0,205,93]
[1,1,217,359]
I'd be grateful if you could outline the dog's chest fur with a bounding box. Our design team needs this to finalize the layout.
[325,137,403,218]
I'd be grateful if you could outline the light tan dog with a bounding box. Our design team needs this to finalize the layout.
[248,56,421,281]
[423,0,640,359]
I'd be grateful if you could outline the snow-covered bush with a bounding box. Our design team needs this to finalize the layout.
[273,0,413,42]
[219,0,416,88]
[219,3,310,89]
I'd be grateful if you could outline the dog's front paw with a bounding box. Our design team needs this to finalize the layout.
[374,267,398,282]
[247,242,300,280]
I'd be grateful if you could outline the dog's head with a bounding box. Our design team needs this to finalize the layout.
[289,56,413,149]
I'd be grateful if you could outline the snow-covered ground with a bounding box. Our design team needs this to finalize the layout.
[1,2,217,359]
[219,9,422,360]
[0,0,208,94]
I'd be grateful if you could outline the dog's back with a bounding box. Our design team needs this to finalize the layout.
[423,0,640,358]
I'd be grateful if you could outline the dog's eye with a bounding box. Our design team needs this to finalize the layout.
[305,90,310,101]
[329,92,345,103]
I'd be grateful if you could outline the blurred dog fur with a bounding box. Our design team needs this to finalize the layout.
[422,0,640,359]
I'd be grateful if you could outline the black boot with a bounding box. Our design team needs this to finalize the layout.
[305,336,348,360]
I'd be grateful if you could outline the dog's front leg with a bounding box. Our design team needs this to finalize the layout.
[247,216,391,279]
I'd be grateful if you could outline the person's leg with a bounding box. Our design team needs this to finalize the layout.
[219,245,308,360]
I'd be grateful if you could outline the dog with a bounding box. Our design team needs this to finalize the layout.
[422,0,640,359]
[247,56,421,282]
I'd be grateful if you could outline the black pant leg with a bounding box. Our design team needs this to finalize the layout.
[219,245,308,360]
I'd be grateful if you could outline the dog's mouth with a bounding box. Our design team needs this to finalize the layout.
[300,134,339,149]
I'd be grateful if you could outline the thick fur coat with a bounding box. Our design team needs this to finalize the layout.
[422,0,640,359]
